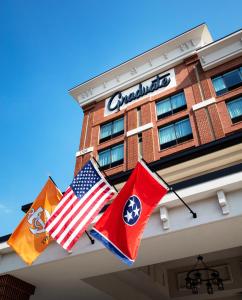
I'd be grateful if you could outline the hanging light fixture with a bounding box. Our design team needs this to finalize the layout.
[185,255,224,295]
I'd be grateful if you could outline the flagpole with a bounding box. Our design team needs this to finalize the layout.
[141,158,197,219]
[85,231,95,244]
[48,176,58,187]
[91,156,119,193]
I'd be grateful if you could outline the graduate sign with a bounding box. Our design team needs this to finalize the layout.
[104,68,176,116]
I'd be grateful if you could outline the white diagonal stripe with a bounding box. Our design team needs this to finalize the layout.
[50,181,104,238]
[57,182,107,244]
[62,190,113,250]
[45,190,76,232]
[46,187,72,222]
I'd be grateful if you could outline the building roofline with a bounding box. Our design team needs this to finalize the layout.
[197,27,242,52]
[68,23,207,92]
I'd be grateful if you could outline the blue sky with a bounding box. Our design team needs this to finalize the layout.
[0,0,241,236]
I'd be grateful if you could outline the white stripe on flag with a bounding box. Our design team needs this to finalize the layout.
[46,187,72,224]
[62,189,114,250]
[51,180,105,239]
[56,182,107,244]
[45,190,76,232]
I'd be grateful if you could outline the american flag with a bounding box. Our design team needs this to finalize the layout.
[45,159,116,251]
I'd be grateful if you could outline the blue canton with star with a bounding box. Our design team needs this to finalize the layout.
[123,195,141,226]
[70,161,101,199]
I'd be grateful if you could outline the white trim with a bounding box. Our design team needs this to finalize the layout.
[198,29,242,51]
[76,147,94,157]
[159,171,242,208]
[198,29,242,71]
[192,98,216,111]
[127,123,153,137]
[201,49,242,71]
[0,242,10,253]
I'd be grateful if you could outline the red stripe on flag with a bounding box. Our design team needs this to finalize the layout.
[48,195,79,236]
[46,191,76,232]
[45,187,73,228]
[53,182,107,242]
[65,192,115,251]
[60,187,114,249]
[59,185,111,247]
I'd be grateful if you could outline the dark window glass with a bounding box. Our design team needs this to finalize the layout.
[212,67,242,96]
[226,96,242,123]
[156,92,187,119]
[158,118,193,150]
[98,144,124,170]
[100,118,124,143]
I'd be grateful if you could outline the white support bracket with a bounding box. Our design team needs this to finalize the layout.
[160,206,170,230]
[217,190,230,215]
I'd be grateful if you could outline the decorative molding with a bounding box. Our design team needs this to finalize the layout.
[198,29,242,70]
[192,98,216,111]
[217,190,230,215]
[160,206,169,230]
[69,25,213,106]
[190,39,195,47]
[127,123,153,137]
[148,59,153,67]
[76,146,94,157]
[130,67,137,75]
[200,56,206,64]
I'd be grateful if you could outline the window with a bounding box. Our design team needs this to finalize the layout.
[212,67,242,96]
[98,144,124,170]
[156,92,187,119]
[158,118,193,150]
[226,96,242,123]
[138,133,143,157]
[100,117,124,143]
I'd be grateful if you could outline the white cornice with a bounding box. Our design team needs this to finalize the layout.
[69,24,212,108]
[197,29,242,71]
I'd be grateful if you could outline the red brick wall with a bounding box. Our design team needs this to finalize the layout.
[74,56,242,175]
[0,275,35,300]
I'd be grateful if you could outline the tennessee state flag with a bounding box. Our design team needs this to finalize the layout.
[8,178,62,265]
[90,161,168,265]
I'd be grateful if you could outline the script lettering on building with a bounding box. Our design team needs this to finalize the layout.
[104,68,176,116]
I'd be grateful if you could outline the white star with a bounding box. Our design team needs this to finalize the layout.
[133,206,140,217]
[128,198,135,209]
[124,211,133,222]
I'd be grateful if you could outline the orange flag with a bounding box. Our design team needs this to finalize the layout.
[8,177,62,265]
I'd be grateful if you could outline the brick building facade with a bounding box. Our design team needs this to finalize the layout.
[0,24,242,300]
[71,25,242,187]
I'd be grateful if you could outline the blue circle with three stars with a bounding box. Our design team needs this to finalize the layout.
[123,195,142,226]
